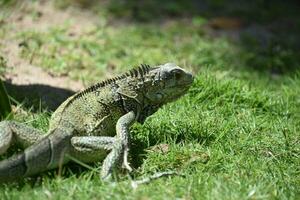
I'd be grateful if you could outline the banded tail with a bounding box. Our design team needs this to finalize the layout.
[0,131,71,183]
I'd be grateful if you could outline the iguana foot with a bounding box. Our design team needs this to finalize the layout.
[100,111,136,179]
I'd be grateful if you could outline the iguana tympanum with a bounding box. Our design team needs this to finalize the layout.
[0,63,193,183]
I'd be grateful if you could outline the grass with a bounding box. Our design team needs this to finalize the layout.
[0,1,300,199]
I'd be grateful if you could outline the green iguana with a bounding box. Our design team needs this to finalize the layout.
[0,63,193,183]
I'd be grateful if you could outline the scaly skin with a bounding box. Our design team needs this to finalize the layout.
[0,63,193,183]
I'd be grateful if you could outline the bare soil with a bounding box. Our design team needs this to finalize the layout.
[1,1,101,92]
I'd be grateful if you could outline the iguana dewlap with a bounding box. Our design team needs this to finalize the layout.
[0,63,193,183]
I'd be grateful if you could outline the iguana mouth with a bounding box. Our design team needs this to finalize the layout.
[180,72,194,86]
[177,77,194,87]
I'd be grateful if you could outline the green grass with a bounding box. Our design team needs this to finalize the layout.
[1,1,300,199]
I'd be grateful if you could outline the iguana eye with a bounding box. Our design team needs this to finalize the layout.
[171,69,182,80]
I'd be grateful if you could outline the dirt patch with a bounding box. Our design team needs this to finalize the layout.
[0,1,103,93]
[5,1,99,34]
[2,40,84,91]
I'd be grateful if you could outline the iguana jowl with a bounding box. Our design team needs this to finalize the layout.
[0,63,193,182]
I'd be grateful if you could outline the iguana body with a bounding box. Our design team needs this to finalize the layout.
[0,63,193,183]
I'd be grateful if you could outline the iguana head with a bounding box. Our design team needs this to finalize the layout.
[144,63,194,104]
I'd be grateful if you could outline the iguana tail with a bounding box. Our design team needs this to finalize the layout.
[0,131,72,183]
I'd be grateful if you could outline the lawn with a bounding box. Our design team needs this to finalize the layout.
[0,1,299,199]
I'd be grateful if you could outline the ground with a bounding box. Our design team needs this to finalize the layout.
[0,0,299,199]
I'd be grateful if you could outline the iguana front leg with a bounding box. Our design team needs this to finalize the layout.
[101,111,136,180]
[0,121,44,155]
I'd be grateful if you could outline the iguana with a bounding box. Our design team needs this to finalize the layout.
[0,63,193,183]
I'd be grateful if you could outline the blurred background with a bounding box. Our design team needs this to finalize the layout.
[0,0,300,111]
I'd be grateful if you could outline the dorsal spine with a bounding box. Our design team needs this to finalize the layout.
[64,64,151,109]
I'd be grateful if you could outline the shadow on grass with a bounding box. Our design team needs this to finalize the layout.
[4,81,75,112]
